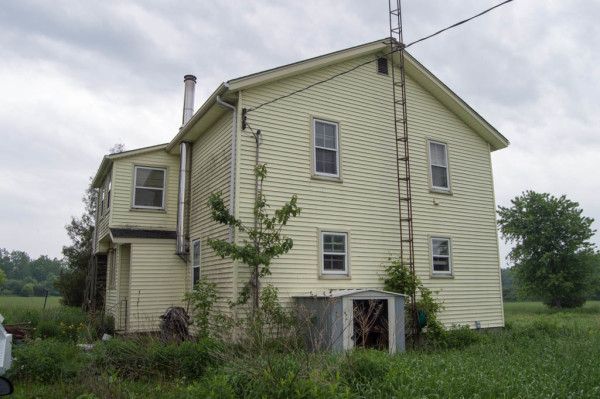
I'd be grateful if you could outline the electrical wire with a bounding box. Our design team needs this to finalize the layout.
[246,0,515,114]
[404,0,514,49]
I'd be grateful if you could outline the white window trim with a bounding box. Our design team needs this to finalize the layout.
[132,166,167,210]
[428,140,450,191]
[313,119,340,178]
[191,239,201,288]
[321,231,348,275]
[431,236,452,276]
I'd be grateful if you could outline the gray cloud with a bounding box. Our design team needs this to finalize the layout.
[1,0,599,263]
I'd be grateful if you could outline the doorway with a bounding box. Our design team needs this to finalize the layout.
[352,299,389,350]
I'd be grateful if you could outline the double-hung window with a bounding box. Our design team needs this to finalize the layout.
[106,178,112,209]
[133,166,166,209]
[429,141,450,190]
[191,239,201,288]
[321,232,348,275]
[431,237,452,275]
[314,119,340,177]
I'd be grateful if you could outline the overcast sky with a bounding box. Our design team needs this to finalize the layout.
[1,0,599,265]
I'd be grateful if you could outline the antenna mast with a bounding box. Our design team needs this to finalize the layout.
[388,0,419,341]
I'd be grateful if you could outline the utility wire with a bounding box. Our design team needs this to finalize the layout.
[246,0,515,114]
[404,0,514,48]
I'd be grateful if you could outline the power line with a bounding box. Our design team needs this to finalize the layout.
[246,0,515,114]
[405,0,514,49]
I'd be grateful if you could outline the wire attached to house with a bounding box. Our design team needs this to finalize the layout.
[244,0,516,116]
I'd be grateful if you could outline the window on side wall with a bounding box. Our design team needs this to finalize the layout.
[133,166,166,209]
[429,140,450,190]
[107,178,112,209]
[321,232,348,275]
[313,119,340,177]
[192,239,201,288]
[431,237,451,275]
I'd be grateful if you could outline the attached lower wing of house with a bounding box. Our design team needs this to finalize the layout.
[90,38,509,334]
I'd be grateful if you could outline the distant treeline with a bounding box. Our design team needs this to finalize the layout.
[501,264,600,302]
[0,248,63,296]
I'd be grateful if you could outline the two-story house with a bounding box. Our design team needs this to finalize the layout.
[91,38,508,334]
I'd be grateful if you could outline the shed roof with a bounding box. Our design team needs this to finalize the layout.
[293,288,407,298]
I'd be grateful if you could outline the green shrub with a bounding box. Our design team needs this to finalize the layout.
[8,339,89,383]
[94,337,224,380]
[186,374,236,399]
[442,325,481,349]
[224,353,349,399]
[34,320,62,340]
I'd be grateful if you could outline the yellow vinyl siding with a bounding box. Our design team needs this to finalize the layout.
[110,151,179,230]
[188,113,234,307]
[237,54,503,328]
[118,244,131,331]
[128,239,186,332]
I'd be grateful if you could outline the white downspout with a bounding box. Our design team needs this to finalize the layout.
[216,95,237,243]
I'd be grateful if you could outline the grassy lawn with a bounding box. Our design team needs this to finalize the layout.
[4,301,600,398]
[0,295,61,311]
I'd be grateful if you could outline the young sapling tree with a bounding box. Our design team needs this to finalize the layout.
[207,164,301,315]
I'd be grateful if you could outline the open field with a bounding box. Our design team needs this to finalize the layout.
[4,301,600,398]
[0,295,61,311]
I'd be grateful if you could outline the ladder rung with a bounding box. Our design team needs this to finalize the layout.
[401,217,412,222]
[391,27,401,34]
[390,9,401,16]
[398,176,410,181]
[395,118,405,124]
[397,136,408,142]
[398,156,409,162]
[401,238,413,243]
[395,99,406,106]
[400,197,411,201]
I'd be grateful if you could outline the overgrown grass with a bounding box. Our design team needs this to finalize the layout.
[7,301,600,398]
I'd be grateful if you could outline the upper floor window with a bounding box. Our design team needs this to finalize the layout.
[106,179,112,209]
[133,166,166,209]
[313,119,340,177]
[321,231,348,275]
[429,140,450,190]
[431,237,452,275]
[192,239,201,288]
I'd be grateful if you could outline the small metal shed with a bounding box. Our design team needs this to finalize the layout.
[294,289,406,354]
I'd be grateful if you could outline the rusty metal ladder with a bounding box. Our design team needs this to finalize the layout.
[389,0,419,340]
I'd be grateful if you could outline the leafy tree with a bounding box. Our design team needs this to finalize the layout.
[0,269,6,286]
[55,181,96,306]
[207,164,301,314]
[498,191,596,308]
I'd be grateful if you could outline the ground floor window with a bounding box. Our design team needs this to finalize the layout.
[431,237,452,275]
[321,231,348,275]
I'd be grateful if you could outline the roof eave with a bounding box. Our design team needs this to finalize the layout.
[166,83,229,152]
[226,38,389,92]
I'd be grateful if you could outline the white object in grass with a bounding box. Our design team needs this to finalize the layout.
[0,314,12,374]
